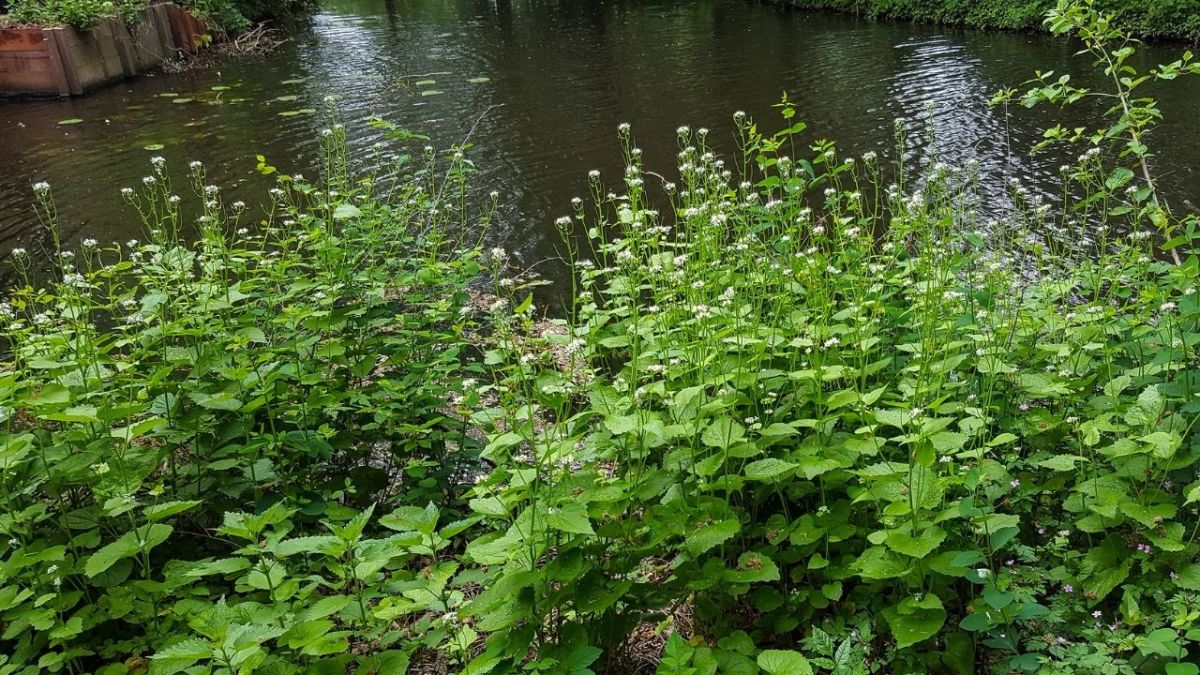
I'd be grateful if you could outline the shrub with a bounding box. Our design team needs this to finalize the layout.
[177,0,318,34]
[0,0,145,29]
[4,2,1200,673]
[0,109,494,671]
[778,0,1200,42]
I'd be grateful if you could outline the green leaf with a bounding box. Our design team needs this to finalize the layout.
[333,203,363,220]
[703,417,745,449]
[685,518,740,556]
[151,637,212,660]
[1037,454,1086,471]
[547,503,594,535]
[272,535,343,557]
[883,595,947,649]
[886,526,946,558]
[42,404,100,423]
[86,524,172,577]
[144,500,202,522]
[743,458,798,482]
[756,649,812,675]
[856,546,909,579]
[1120,502,1175,528]
[1105,167,1135,190]
[726,551,780,583]
[930,432,967,453]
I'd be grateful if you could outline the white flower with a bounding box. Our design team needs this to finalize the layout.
[617,122,631,134]
[81,238,97,248]
[11,247,27,257]
[151,156,166,168]
[976,568,990,579]
[823,337,840,347]
[33,181,50,194]
[121,187,135,198]
[189,160,203,170]
[142,176,156,186]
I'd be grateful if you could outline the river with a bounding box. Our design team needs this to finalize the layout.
[1,0,1198,277]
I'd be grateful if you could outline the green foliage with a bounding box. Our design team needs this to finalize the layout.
[0,108,490,671]
[0,0,145,29]
[779,0,1200,42]
[5,2,1200,673]
[0,0,316,33]
[177,0,318,34]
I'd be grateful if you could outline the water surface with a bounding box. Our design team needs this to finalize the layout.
[1,0,1198,275]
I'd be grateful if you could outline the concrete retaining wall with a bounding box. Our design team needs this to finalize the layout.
[0,3,208,98]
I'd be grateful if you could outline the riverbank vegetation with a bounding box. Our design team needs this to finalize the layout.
[4,1,1200,673]
[778,0,1200,43]
[0,0,315,33]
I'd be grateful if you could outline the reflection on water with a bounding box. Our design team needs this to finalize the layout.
[1,0,1197,277]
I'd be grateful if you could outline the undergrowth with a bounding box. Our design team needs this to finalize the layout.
[4,1,1200,673]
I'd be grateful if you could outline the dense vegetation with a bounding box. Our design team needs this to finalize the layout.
[0,0,315,33]
[778,0,1200,42]
[4,1,1200,673]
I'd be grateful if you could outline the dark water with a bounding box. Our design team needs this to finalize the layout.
[2,0,1199,273]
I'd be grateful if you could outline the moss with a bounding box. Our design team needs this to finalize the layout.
[775,0,1200,42]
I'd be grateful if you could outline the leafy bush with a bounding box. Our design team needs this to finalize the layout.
[177,0,318,34]
[0,112,493,672]
[0,0,316,33]
[0,0,145,29]
[4,2,1200,673]
[780,0,1200,42]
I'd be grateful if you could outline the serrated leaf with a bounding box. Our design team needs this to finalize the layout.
[886,526,946,558]
[1037,454,1086,471]
[151,637,212,660]
[86,524,172,577]
[757,650,812,675]
[144,500,202,522]
[546,503,594,535]
[883,596,946,649]
[702,417,745,449]
[333,203,362,220]
[685,518,739,556]
[743,458,797,482]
